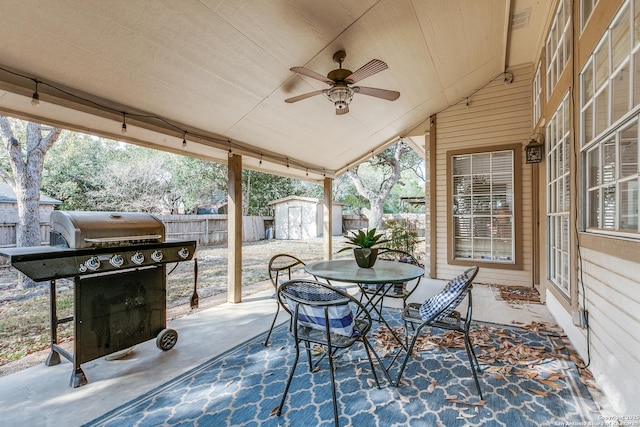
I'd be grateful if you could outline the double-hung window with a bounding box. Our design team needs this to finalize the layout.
[448,146,521,268]
[546,0,571,99]
[581,0,640,237]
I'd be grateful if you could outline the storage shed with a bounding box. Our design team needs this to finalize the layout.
[268,196,342,240]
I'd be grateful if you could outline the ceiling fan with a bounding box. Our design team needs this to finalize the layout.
[285,50,400,115]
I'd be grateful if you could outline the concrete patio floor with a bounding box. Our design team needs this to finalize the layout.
[0,277,607,426]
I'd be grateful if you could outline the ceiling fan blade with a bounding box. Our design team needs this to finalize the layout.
[354,86,400,101]
[290,67,333,84]
[336,105,349,115]
[284,90,326,103]
[345,59,388,83]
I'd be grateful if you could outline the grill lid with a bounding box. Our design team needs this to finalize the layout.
[50,211,165,248]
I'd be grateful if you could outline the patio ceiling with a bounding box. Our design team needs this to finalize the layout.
[0,0,551,181]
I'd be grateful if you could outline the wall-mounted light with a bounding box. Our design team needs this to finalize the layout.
[525,132,545,164]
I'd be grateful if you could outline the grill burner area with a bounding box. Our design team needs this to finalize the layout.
[0,211,197,387]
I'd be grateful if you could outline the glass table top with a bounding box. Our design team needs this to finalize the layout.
[305,259,424,284]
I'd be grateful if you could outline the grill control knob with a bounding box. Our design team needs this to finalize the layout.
[131,252,145,265]
[151,250,163,262]
[110,254,124,268]
[85,256,100,271]
[178,248,190,259]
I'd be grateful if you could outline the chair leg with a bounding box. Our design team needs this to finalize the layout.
[277,341,301,417]
[304,341,313,372]
[394,324,426,387]
[361,337,384,387]
[326,344,340,427]
[463,332,483,400]
[466,331,482,372]
[262,303,281,346]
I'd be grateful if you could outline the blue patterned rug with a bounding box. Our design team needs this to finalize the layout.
[84,310,600,427]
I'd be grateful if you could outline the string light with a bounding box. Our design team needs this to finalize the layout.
[0,66,331,178]
[31,80,40,107]
[182,131,187,147]
[121,112,127,134]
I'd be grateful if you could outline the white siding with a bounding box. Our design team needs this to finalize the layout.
[576,247,640,412]
[434,64,534,285]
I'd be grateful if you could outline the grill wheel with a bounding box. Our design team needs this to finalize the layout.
[156,328,179,351]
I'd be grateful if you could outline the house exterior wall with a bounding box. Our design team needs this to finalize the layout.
[433,64,534,286]
[431,0,640,412]
[541,0,640,413]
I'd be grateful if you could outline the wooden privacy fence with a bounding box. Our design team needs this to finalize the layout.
[0,214,271,249]
[156,214,269,245]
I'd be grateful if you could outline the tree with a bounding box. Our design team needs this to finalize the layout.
[88,146,174,213]
[169,156,227,213]
[242,170,322,216]
[345,142,420,229]
[0,117,62,288]
[42,133,114,210]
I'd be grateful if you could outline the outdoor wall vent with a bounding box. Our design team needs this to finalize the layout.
[511,8,531,30]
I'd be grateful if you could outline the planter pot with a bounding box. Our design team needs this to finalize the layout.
[353,248,378,268]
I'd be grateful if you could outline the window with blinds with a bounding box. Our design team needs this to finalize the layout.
[451,150,515,264]
[581,0,640,237]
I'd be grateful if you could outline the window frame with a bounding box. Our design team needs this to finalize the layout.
[446,144,523,270]
[580,0,640,239]
[546,0,572,100]
[533,61,543,126]
[546,93,572,297]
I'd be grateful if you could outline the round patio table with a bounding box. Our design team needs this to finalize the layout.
[305,259,424,361]
[304,259,424,285]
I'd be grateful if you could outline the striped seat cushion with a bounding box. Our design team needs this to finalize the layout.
[285,285,359,337]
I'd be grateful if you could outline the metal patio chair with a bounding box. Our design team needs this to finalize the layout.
[276,279,391,427]
[358,249,423,319]
[262,253,308,346]
[394,266,483,399]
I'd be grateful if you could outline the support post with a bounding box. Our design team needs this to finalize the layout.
[323,177,333,261]
[428,116,437,278]
[227,153,243,303]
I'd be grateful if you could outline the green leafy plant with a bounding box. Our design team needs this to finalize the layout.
[338,228,390,252]
[383,218,419,255]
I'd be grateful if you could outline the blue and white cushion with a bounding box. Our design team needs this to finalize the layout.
[285,285,359,337]
[295,304,358,337]
[419,272,469,321]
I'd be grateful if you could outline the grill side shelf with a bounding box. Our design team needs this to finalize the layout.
[0,240,196,281]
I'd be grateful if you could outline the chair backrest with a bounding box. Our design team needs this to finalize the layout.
[268,254,306,289]
[377,250,423,295]
[378,249,421,267]
[419,266,479,322]
[277,279,372,339]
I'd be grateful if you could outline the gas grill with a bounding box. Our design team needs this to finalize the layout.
[0,211,197,387]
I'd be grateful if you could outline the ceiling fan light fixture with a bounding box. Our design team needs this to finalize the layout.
[327,86,354,111]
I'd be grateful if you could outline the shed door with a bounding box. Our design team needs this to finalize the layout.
[288,206,302,239]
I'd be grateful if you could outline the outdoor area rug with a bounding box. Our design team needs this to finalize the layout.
[84,311,600,427]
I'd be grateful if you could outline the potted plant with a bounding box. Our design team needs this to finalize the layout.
[338,228,389,268]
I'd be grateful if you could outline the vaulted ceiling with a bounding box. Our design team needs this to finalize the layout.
[0,0,551,181]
